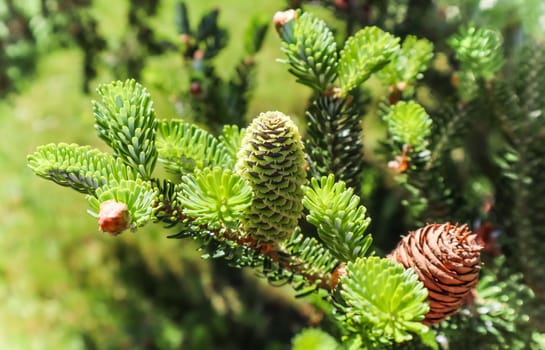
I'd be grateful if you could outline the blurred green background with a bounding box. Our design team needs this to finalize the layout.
[0,0,317,348]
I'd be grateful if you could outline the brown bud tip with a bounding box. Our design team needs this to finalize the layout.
[330,263,347,289]
[450,73,459,87]
[179,34,191,44]
[335,0,350,10]
[244,56,255,66]
[193,49,204,61]
[388,223,482,325]
[273,10,297,33]
[189,81,202,96]
[98,200,130,235]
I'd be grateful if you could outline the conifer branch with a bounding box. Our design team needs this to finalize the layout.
[305,95,366,191]
[156,119,233,174]
[27,143,139,195]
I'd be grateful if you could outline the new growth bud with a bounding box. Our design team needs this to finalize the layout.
[98,199,130,235]
[273,10,298,40]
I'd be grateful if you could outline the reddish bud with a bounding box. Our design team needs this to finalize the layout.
[329,263,347,290]
[451,73,459,87]
[98,200,130,235]
[273,10,297,33]
[189,82,203,96]
[474,221,501,257]
[180,34,191,44]
[335,0,350,10]
[193,49,204,61]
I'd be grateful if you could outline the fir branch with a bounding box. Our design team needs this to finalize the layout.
[223,57,258,127]
[243,14,269,56]
[491,43,545,295]
[27,143,139,195]
[151,179,187,228]
[435,256,540,349]
[92,79,158,179]
[383,101,432,153]
[448,26,504,80]
[380,35,434,89]
[155,119,233,174]
[337,256,430,345]
[291,328,339,350]
[302,175,372,262]
[305,95,366,191]
[448,26,504,101]
[277,11,339,93]
[170,225,338,293]
[218,125,245,160]
[426,104,469,171]
[285,228,339,292]
[195,7,227,59]
[179,167,253,230]
[337,26,400,96]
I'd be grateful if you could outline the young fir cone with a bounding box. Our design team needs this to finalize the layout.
[236,111,306,243]
[388,223,482,325]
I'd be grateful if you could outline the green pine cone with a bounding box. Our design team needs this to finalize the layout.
[236,111,306,242]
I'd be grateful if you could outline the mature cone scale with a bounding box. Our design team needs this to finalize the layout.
[236,111,306,243]
[388,223,482,325]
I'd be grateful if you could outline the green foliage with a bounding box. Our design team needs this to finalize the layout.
[21,2,545,348]
[448,26,504,80]
[448,26,504,100]
[0,0,105,95]
[175,1,269,130]
[244,14,269,55]
[491,42,545,295]
[292,328,340,350]
[380,36,434,89]
[236,111,306,243]
[87,179,156,231]
[278,12,338,92]
[434,256,539,349]
[383,101,432,153]
[27,143,139,195]
[303,175,372,262]
[337,27,400,96]
[285,229,339,291]
[93,79,158,179]
[155,119,233,174]
[305,95,367,191]
[218,125,246,160]
[337,257,430,345]
[179,167,253,229]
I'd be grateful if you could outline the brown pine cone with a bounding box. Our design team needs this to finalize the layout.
[388,223,482,325]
